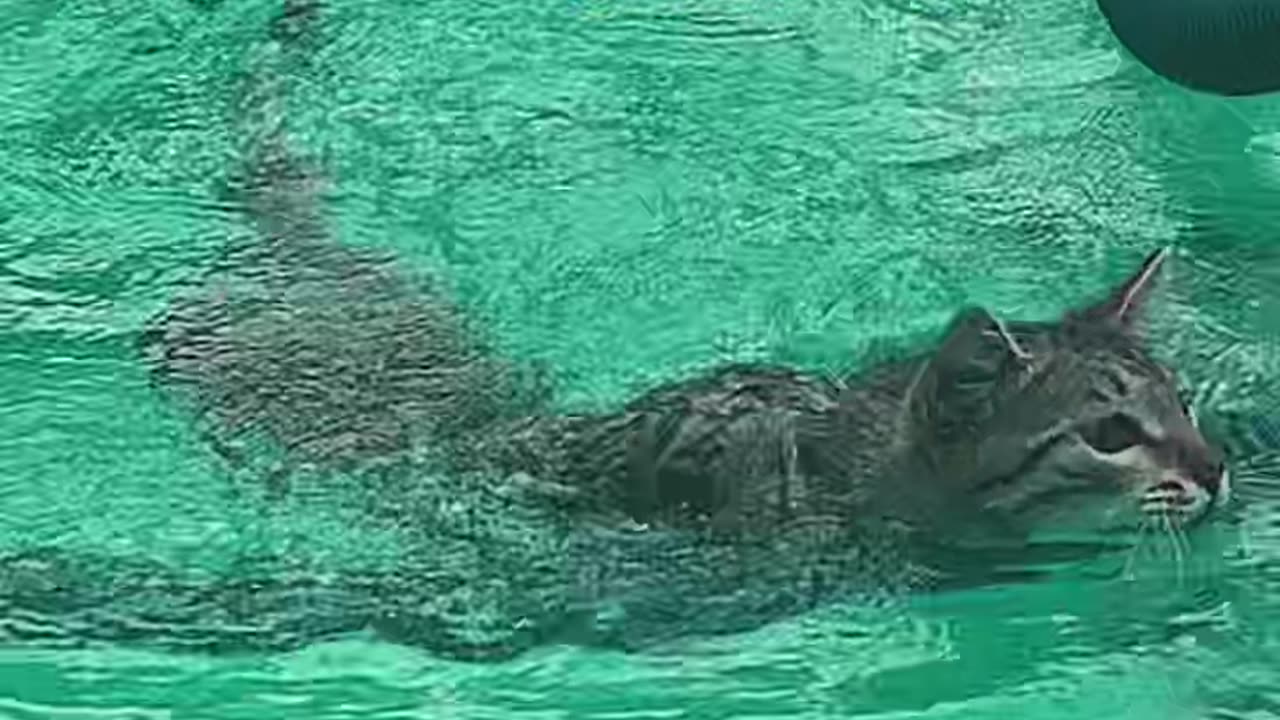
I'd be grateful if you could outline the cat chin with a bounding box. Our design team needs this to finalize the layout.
[1009,483,1216,545]
[1023,505,1144,542]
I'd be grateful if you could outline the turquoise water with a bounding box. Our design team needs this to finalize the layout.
[4,0,1280,717]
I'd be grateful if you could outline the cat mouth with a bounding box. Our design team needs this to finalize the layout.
[1138,474,1219,523]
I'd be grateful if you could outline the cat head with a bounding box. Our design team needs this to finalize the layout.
[904,248,1227,544]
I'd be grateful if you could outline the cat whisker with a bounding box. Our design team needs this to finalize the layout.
[1176,522,1196,586]
[1160,512,1188,588]
[1122,515,1154,581]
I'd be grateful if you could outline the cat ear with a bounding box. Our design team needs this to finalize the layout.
[908,307,1030,441]
[1075,247,1169,329]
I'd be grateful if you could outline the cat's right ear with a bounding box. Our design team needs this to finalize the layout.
[1071,247,1168,334]
[908,307,1030,441]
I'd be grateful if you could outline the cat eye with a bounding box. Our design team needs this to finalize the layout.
[1077,413,1147,454]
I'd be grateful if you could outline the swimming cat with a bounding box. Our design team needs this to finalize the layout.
[136,0,1227,548]
[478,246,1228,551]
[0,1,1230,661]
[1,246,1230,660]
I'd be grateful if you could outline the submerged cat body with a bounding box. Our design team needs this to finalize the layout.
[15,252,1226,661]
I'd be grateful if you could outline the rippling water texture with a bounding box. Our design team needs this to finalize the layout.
[4,0,1280,717]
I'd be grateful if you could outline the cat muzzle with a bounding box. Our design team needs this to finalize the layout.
[1138,465,1227,521]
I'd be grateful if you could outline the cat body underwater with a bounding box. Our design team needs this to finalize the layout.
[5,245,1228,661]
[0,1,1230,662]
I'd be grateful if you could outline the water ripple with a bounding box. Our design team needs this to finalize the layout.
[2,0,1280,716]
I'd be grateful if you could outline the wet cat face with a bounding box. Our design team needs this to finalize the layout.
[907,249,1227,542]
[973,320,1226,539]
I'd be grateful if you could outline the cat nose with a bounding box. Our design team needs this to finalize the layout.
[1167,424,1224,496]
[1190,459,1225,496]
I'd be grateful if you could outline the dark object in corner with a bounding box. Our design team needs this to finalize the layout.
[1096,0,1280,96]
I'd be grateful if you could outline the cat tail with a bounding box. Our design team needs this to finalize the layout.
[224,0,330,257]
[138,1,551,486]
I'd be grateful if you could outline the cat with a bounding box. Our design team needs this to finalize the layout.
[2,246,1230,661]
[476,247,1229,552]
[0,1,1231,662]
[135,2,1228,549]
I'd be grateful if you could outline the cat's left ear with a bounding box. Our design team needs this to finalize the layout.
[1074,247,1169,331]
[907,307,1032,443]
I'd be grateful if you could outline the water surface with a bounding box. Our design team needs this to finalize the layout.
[3,0,1280,717]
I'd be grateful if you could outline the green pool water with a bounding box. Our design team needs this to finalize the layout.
[3,0,1280,717]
